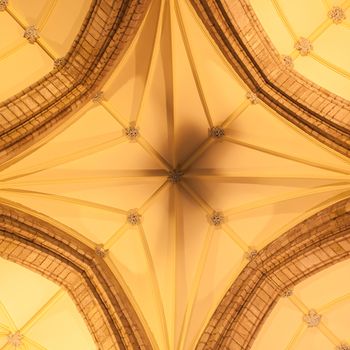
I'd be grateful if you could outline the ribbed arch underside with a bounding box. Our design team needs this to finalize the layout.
[189,0,350,157]
[0,0,151,164]
[0,201,152,350]
[197,198,350,349]
[0,1,349,350]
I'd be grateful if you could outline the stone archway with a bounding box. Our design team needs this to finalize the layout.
[0,202,152,350]
[0,0,151,164]
[189,0,350,157]
[197,197,350,349]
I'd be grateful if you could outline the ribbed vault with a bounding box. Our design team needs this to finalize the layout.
[0,0,150,164]
[197,197,350,349]
[0,0,349,350]
[0,201,152,349]
[190,0,350,157]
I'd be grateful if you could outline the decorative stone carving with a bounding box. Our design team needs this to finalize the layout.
[124,124,139,141]
[209,211,224,226]
[282,55,293,69]
[303,309,321,327]
[246,91,258,104]
[328,6,346,24]
[336,344,350,350]
[92,91,104,103]
[168,169,183,184]
[24,26,39,44]
[95,244,108,258]
[127,210,141,225]
[7,332,23,347]
[53,57,67,70]
[244,247,258,261]
[209,126,225,139]
[280,288,293,297]
[0,0,8,11]
[295,37,313,56]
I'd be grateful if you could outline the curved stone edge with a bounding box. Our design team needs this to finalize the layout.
[0,0,151,164]
[196,197,350,349]
[189,0,350,157]
[0,202,153,350]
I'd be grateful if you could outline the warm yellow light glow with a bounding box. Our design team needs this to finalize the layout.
[0,0,349,349]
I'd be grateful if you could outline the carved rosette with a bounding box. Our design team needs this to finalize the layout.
[282,55,294,69]
[209,126,225,139]
[244,247,258,261]
[280,288,293,297]
[0,0,8,11]
[209,211,225,227]
[92,91,104,103]
[328,6,346,24]
[295,37,313,56]
[127,210,141,225]
[124,124,140,141]
[24,25,40,44]
[336,344,350,350]
[95,244,108,258]
[7,332,23,347]
[303,309,321,327]
[53,57,67,70]
[168,169,183,184]
[246,91,258,104]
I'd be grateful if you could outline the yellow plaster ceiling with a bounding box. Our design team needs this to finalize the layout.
[252,258,350,349]
[0,0,350,349]
[250,0,350,100]
[0,0,90,101]
[0,257,95,350]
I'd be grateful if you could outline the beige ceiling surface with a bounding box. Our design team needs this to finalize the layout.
[0,257,95,350]
[0,0,350,349]
[0,0,90,101]
[252,258,350,350]
[250,0,350,100]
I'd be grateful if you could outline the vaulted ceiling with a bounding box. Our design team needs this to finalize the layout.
[0,0,90,101]
[0,0,349,350]
[251,0,350,100]
[0,258,95,350]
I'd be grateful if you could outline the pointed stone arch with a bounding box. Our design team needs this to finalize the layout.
[0,202,152,350]
[189,0,350,157]
[0,0,151,164]
[197,197,350,349]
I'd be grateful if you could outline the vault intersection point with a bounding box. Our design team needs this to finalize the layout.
[295,37,313,56]
[168,169,184,184]
[127,209,142,225]
[0,0,8,11]
[24,26,40,44]
[54,57,67,70]
[124,123,140,141]
[92,91,104,103]
[303,309,322,327]
[280,288,293,297]
[328,6,346,24]
[246,91,258,104]
[7,331,23,347]
[209,211,225,226]
[281,55,293,69]
[244,247,258,261]
[95,244,108,258]
[209,126,225,139]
